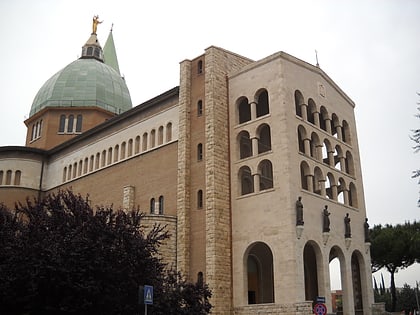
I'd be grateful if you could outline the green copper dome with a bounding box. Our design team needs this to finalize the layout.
[30,58,132,116]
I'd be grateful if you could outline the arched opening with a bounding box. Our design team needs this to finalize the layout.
[329,246,345,314]
[342,120,351,144]
[319,106,329,132]
[300,161,311,190]
[310,132,321,160]
[326,173,336,200]
[114,145,119,162]
[107,147,113,165]
[238,97,251,124]
[313,166,324,196]
[257,124,271,154]
[158,196,164,214]
[166,122,172,142]
[256,89,269,117]
[294,90,304,117]
[238,131,252,159]
[337,178,346,204]
[334,145,343,171]
[67,115,74,133]
[304,242,320,301]
[158,126,164,145]
[307,99,317,125]
[76,115,82,132]
[331,114,340,138]
[150,198,155,214]
[351,252,364,314]
[345,151,355,175]
[297,125,306,154]
[128,139,133,157]
[120,142,126,160]
[258,159,273,190]
[239,166,253,195]
[135,136,140,154]
[142,133,148,151]
[14,170,21,185]
[246,242,274,304]
[349,182,358,208]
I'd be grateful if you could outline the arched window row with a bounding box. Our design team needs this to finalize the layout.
[238,159,274,196]
[62,121,174,183]
[0,169,22,186]
[300,161,358,207]
[58,114,83,134]
[150,195,165,215]
[297,126,355,176]
[237,89,270,125]
[294,90,351,145]
[30,119,43,141]
[238,123,272,160]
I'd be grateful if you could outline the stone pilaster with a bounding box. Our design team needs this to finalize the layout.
[204,46,252,315]
[176,59,192,276]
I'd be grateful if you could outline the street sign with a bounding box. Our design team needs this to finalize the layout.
[144,285,153,305]
[316,296,326,303]
[313,303,327,315]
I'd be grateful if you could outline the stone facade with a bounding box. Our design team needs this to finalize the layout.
[0,43,374,315]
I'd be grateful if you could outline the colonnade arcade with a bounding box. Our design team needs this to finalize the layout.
[242,240,369,314]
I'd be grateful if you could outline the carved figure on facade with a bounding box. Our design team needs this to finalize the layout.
[344,213,351,238]
[364,217,370,242]
[322,205,330,232]
[296,196,304,226]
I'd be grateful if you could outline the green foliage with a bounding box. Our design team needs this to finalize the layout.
[374,282,419,313]
[370,221,420,311]
[0,190,212,315]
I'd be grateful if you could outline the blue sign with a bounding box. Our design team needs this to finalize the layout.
[144,285,153,305]
[313,303,327,315]
[316,296,326,303]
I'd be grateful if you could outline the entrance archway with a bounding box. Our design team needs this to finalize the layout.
[303,242,322,301]
[246,242,274,304]
[351,251,364,315]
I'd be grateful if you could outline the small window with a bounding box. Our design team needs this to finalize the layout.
[158,196,164,214]
[197,190,203,209]
[14,170,21,185]
[197,100,203,116]
[198,60,203,74]
[197,143,203,161]
[59,115,66,133]
[76,115,82,132]
[150,198,155,214]
[87,47,93,55]
[67,115,74,133]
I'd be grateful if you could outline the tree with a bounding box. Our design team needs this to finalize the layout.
[0,190,212,314]
[411,93,420,206]
[370,221,420,312]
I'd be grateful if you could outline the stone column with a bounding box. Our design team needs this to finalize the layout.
[253,173,260,193]
[337,125,343,141]
[314,111,320,127]
[306,174,314,192]
[301,104,308,120]
[250,101,257,120]
[304,138,311,155]
[325,118,332,134]
[251,136,259,156]
[122,185,135,210]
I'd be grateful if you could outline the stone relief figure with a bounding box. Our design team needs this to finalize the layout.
[92,15,103,34]
[344,213,351,238]
[296,196,304,226]
[364,218,370,242]
[322,205,330,232]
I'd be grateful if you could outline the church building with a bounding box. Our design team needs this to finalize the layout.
[0,21,374,315]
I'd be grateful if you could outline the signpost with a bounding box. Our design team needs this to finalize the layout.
[143,285,153,315]
[313,302,327,315]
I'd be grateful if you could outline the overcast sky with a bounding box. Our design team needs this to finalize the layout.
[0,0,419,289]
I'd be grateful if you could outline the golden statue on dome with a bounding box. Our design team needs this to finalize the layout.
[92,15,103,35]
